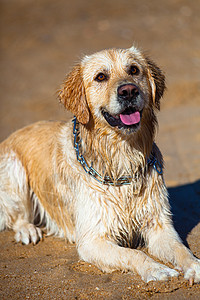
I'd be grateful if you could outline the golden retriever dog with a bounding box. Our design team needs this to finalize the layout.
[0,46,200,283]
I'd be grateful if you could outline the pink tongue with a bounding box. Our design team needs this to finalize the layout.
[120,111,140,125]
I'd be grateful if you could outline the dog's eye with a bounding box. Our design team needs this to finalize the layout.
[95,73,107,82]
[129,66,140,75]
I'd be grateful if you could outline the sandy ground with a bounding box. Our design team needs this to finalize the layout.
[0,0,200,299]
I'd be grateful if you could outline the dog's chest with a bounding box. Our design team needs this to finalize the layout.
[98,184,145,246]
[79,181,144,240]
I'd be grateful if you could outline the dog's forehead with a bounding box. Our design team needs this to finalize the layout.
[81,47,144,78]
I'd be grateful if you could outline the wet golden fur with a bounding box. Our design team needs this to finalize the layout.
[0,46,200,283]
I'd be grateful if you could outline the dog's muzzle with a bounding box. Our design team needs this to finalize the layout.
[102,84,143,132]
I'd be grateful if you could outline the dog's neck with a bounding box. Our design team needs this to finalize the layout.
[75,112,157,185]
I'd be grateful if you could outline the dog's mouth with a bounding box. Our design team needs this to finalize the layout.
[102,107,142,131]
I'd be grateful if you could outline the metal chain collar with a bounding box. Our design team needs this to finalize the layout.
[72,117,162,186]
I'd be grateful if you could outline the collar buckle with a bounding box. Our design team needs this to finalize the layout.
[147,155,163,175]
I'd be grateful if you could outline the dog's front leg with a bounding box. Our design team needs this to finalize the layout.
[77,237,179,282]
[146,221,200,283]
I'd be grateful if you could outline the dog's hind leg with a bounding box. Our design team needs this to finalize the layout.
[0,152,42,244]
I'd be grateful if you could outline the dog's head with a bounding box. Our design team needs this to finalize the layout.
[59,46,165,135]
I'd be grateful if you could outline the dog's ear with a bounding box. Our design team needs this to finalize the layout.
[145,57,166,110]
[58,64,90,124]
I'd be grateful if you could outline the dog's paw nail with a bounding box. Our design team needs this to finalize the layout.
[189,277,194,286]
[146,275,157,282]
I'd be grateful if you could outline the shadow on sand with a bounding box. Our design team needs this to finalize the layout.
[168,179,200,245]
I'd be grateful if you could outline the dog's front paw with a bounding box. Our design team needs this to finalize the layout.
[141,261,179,282]
[14,222,42,245]
[184,259,200,284]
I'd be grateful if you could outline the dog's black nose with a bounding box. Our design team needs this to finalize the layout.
[117,84,139,101]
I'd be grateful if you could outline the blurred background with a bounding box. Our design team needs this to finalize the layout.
[0,0,200,187]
